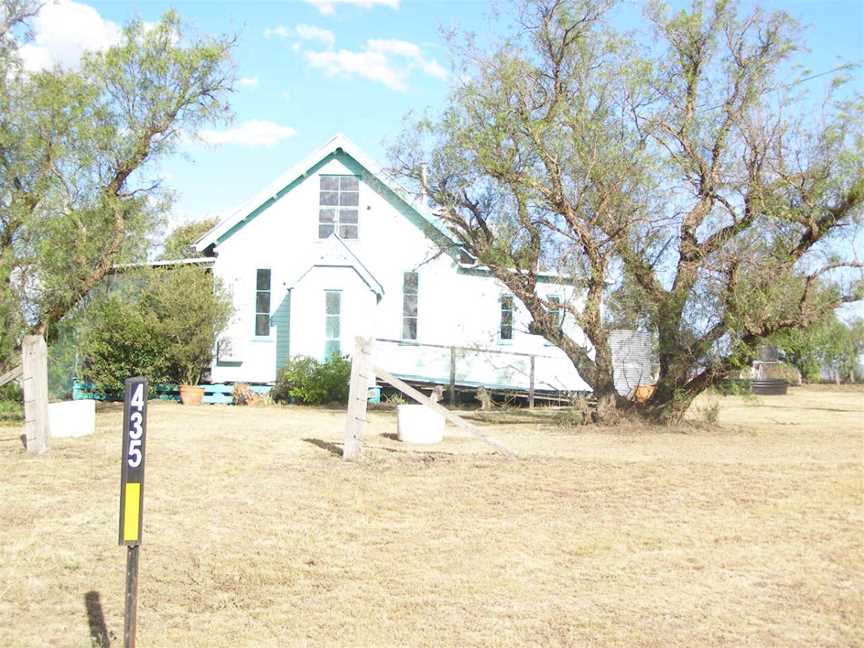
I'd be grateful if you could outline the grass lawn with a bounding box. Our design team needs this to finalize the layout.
[0,386,861,647]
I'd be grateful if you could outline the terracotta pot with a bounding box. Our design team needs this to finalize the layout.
[179,384,205,406]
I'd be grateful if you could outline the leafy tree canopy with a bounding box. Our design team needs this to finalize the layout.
[773,315,864,383]
[0,2,235,368]
[391,0,863,421]
[160,218,218,261]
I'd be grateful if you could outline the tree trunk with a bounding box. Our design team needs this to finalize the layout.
[589,341,620,422]
[593,383,619,421]
[640,377,696,424]
[640,355,726,424]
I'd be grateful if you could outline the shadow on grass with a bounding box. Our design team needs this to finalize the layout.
[0,431,27,449]
[754,404,861,413]
[85,591,112,647]
[303,436,459,461]
[302,438,343,457]
[461,409,561,425]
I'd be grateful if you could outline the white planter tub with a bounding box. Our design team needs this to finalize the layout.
[396,404,444,444]
[48,399,96,438]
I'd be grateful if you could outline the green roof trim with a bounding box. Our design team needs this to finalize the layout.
[214,149,460,260]
[457,265,577,285]
[216,153,335,245]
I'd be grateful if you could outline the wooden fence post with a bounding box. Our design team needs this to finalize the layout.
[528,355,536,409]
[22,335,49,454]
[449,346,456,407]
[343,336,373,461]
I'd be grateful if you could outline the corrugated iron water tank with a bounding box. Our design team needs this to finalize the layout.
[609,330,655,397]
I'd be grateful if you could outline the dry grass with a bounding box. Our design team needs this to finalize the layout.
[0,386,861,647]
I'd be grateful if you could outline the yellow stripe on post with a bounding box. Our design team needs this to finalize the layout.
[123,482,141,542]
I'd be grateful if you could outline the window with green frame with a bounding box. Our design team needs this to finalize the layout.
[545,295,563,344]
[324,290,341,358]
[254,269,271,336]
[402,271,418,340]
[500,295,514,342]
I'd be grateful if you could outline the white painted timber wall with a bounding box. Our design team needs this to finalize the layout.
[208,153,590,392]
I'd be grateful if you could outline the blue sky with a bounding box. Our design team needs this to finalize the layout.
[17,0,862,229]
[20,0,860,228]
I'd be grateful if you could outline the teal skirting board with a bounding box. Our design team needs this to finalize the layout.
[72,380,271,405]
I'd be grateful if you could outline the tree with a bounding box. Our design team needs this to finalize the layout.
[80,265,233,393]
[390,0,648,417]
[0,2,235,369]
[160,218,218,261]
[619,1,863,420]
[392,0,863,422]
[775,316,864,383]
[845,320,864,383]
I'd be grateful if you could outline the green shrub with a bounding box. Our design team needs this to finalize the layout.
[0,399,22,422]
[715,379,752,396]
[79,266,232,393]
[80,295,168,394]
[761,362,800,384]
[0,381,22,402]
[272,355,351,405]
[142,266,233,386]
[0,381,22,422]
[554,407,585,428]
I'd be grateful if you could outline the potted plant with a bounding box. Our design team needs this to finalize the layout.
[178,367,206,406]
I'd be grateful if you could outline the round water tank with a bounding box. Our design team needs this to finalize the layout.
[397,404,445,444]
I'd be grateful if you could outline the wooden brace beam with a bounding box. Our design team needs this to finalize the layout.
[0,364,22,388]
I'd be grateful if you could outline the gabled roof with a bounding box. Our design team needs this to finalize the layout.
[195,133,458,255]
[288,233,384,297]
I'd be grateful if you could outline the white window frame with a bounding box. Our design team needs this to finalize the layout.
[318,175,360,240]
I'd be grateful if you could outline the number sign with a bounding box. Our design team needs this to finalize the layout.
[118,377,149,545]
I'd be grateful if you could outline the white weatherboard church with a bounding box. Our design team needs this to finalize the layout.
[194,135,590,395]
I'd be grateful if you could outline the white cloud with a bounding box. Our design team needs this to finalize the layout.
[366,38,420,58]
[265,23,335,50]
[368,39,447,80]
[304,0,399,16]
[264,25,292,39]
[238,76,259,88]
[304,38,447,91]
[198,120,296,148]
[306,49,404,90]
[19,0,123,71]
[295,24,336,49]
